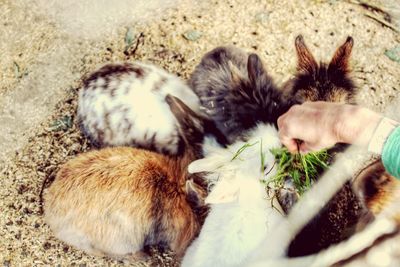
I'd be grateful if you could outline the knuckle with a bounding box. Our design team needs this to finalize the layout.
[277,115,285,128]
[289,104,301,112]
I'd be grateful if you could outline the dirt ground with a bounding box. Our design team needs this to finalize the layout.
[1,0,399,266]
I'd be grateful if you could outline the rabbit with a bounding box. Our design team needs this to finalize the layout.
[254,35,362,257]
[319,160,400,267]
[281,35,356,104]
[277,34,359,213]
[189,36,356,145]
[246,160,400,267]
[78,61,201,155]
[43,95,227,260]
[282,160,400,267]
[181,122,285,267]
[353,159,400,220]
[189,46,293,144]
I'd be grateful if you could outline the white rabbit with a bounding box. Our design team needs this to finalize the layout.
[181,123,284,267]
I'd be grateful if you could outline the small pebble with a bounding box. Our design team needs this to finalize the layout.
[255,12,269,23]
[14,61,21,79]
[43,242,51,250]
[17,184,29,194]
[384,46,400,63]
[124,27,136,49]
[182,30,202,41]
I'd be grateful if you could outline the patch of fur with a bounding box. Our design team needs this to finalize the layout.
[182,123,284,267]
[189,46,290,144]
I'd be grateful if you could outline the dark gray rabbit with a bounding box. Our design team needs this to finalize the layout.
[189,46,291,144]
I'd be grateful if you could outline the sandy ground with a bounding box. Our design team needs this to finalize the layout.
[1,0,399,266]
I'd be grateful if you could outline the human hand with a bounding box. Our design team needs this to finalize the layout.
[277,101,382,154]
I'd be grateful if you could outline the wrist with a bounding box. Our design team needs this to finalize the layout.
[368,117,400,154]
[334,105,382,147]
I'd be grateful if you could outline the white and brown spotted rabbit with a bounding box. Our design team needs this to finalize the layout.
[78,62,201,155]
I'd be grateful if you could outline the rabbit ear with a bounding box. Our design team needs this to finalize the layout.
[328,36,353,74]
[229,60,245,84]
[185,179,206,206]
[295,35,318,74]
[247,53,265,86]
[188,157,223,173]
[165,94,204,148]
[205,178,239,204]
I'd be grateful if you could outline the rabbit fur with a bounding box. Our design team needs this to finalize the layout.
[283,35,366,257]
[44,95,226,260]
[181,123,284,267]
[189,36,356,145]
[189,46,291,144]
[78,62,201,155]
[281,35,356,104]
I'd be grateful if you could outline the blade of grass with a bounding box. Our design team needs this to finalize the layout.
[269,147,331,195]
[231,141,259,161]
[260,138,265,173]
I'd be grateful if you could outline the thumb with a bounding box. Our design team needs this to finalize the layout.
[280,136,300,153]
[299,142,319,154]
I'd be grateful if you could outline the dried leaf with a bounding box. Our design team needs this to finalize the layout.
[14,61,21,79]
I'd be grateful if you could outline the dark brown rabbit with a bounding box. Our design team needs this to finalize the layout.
[278,35,359,213]
[283,36,364,257]
[282,35,356,104]
[329,160,400,267]
[353,159,400,219]
[43,95,226,260]
[300,161,400,267]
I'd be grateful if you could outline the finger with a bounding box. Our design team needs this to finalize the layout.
[299,142,320,154]
[280,135,299,153]
[277,112,287,131]
[277,104,301,129]
[299,142,310,154]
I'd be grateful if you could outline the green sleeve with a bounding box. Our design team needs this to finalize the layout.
[382,126,400,179]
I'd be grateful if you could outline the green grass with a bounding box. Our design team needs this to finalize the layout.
[231,141,259,161]
[229,139,331,196]
[270,147,331,195]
